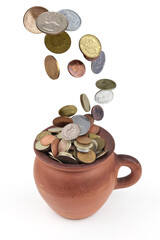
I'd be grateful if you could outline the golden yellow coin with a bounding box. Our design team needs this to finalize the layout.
[79,34,101,58]
[77,150,96,164]
[44,55,60,80]
[45,32,71,54]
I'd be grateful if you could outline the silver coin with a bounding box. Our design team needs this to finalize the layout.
[91,51,105,74]
[76,147,90,153]
[72,115,90,136]
[58,9,81,31]
[94,90,114,104]
[36,11,68,34]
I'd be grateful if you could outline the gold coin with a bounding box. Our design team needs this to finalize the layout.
[23,6,48,34]
[77,150,96,164]
[45,32,71,54]
[79,34,101,58]
[36,131,52,141]
[59,105,77,117]
[88,133,101,139]
[44,55,60,80]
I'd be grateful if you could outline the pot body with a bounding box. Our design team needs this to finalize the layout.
[34,152,119,220]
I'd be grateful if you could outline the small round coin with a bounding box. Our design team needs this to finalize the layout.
[23,6,48,34]
[40,135,56,146]
[68,60,85,77]
[89,124,100,134]
[79,34,102,59]
[96,79,116,90]
[35,140,50,151]
[36,11,68,34]
[77,150,96,164]
[91,105,104,121]
[57,152,78,164]
[58,9,81,31]
[44,55,60,80]
[95,90,114,104]
[91,51,105,74]
[80,94,90,112]
[72,115,90,136]
[61,123,80,140]
[59,105,77,117]
[45,32,71,54]
[36,131,52,141]
[76,136,91,145]
[53,116,73,127]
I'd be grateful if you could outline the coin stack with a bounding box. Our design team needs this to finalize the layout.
[35,94,108,164]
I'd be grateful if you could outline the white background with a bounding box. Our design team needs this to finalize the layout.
[0,0,160,239]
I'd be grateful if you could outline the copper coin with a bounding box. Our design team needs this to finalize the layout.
[44,55,60,80]
[51,138,60,157]
[91,105,104,121]
[53,116,73,127]
[36,130,52,141]
[76,136,91,145]
[84,114,94,125]
[40,135,56,146]
[23,6,48,34]
[77,150,96,164]
[89,124,100,134]
[68,60,85,77]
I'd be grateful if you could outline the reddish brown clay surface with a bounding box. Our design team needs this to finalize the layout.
[34,126,142,220]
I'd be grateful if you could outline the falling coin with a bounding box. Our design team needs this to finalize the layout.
[83,54,99,62]
[77,150,96,164]
[96,79,116,90]
[91,105,104,121]
[57,152,78,164]
[36,11,68,34]
[59,105,77,117]
[58,9,81,31]
[44,55,60,80]
[36,131,52,141]
[40,135,56,146]
[68,60,85,77]
[72,115,90,136]
[95,90,114,104]
[91,51,106,74]
[53,116,73,127]
[79,34,102,59]
[61,123,80,140]
[45,32,71,54]
[23,6,48,34]
[35,140,50,151]
[84,114,94,125]
[80,94,90,112]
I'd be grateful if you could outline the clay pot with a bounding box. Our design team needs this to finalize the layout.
[34,126,142,220]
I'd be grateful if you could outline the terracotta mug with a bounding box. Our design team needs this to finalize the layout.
[34,126,142,220]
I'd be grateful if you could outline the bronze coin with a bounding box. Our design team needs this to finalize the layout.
[84,114,94,125]
[51,138,60,157]
[23,6,48,34]
[40,135,56,146]
[77,150,96,164]
[68,60,85,77]
[76,136,91,145]
[53,116,73,127]
[89,124,100,134]
[91,105,104,121]
[44,55,60,80]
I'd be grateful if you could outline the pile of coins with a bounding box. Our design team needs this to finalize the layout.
[35,94,108,164]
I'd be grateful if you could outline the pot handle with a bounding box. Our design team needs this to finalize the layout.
[114,154,142,189]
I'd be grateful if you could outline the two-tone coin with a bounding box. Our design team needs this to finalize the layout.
[72,115,90,136]
[80,94,90,112]
[44,55,60,80]
[58,9,81,31]
[91,51,105,74]
[48,127,63,133]
[96,79,116,90]
[68,60,85,77]
[95,90,114,104]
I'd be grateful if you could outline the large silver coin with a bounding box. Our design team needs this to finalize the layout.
[61,123,80,140]
[72,115,90,136]
[91,51,105,74]
[58,9,81,31]
[36,11,68,34]
[95,90,114,104]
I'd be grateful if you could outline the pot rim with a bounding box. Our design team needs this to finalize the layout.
[34,126,115,171]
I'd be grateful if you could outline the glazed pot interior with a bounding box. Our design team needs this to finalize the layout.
[34,126,115,170]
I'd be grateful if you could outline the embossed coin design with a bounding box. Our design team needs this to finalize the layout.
[45,32,71,54]
[59,105,77,117]
[79,34,102,59]
[72,115,90,136]
[68,60,85,77]
[96,79,116,90]
[91,51,105,74]
[58,9,81,31]
[95,90,114,104]
[23,6,48,34]
[61,123,80,140]
[80,94,90,112]
[91,105,104,121]
[44,55,60,79]
[36,11,68,34]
